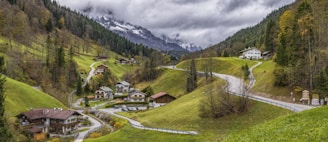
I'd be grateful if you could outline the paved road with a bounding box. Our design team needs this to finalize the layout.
[69,61,100,108]
[162,64,314,112]
[74,110,103,142]
[68,61,104,142]
[99,108,198,135]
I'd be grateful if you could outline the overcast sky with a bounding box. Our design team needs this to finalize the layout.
[56,0,295,48]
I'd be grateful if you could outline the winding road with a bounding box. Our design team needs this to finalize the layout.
[162,62,314,112]
[68,61,104,142]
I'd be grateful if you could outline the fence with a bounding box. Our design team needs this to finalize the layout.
[226,90,299,112]
[83,125,104,139]
[129,122,198,135]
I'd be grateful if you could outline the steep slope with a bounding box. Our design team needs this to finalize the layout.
[183,4,290,58]
[95,16,189,53]
[5,77,66,117]
[224,106,328,142]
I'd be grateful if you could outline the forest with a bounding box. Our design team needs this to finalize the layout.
[0,0,167,104]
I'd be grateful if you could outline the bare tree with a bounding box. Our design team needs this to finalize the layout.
[199,80,249,118]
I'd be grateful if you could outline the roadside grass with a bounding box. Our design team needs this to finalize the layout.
[85,116,200,142]
[224,106,328,142]
[252,60,289,96]
[4,77,66,117]
[119,80,292,141]
[177,57,257,78]
[74,55,96,71]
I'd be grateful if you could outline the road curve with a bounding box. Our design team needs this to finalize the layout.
[99,108,198,135]
[74,110,103,142]
[69,61,101,108]
[68,61,103,142]
[162,64,314,112]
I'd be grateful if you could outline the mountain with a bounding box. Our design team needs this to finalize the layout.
[94,16,194,53]
[160,34,202,52]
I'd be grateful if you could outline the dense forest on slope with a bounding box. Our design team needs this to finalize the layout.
[185,0,328,98]
[183,5,290,58]
[0,0,167,104]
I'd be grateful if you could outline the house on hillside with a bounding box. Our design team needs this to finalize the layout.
[95,64,109,75]
[95,86,113,99]
[128,90,146,102]
[261,51,272,60]
[16,108,81,138]
[150,92,176,108]
[115,81,130,95]
[118,59,129,64]
[239,47,262,60]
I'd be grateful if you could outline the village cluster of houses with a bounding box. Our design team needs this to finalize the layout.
[239,47,272,60]
[16,61,174,139]
[91,80,176,108]
[92,64,176,108]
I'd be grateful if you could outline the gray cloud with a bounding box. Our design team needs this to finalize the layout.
[55,0,295,48]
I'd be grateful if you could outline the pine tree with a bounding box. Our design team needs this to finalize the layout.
[45,19,53,33]
[0,56,11,141]
[84,96,90,107]
[187,59,197,92]
[84,82,90,93]
[76,75,83,96]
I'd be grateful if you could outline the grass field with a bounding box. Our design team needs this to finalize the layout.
[136,69,189,98]
[119,81,292,141]
[104,58,140,80]
[93,69,293,142]
[252,60,289,96]
[177,57,257,78]
[4,77,66,117]
[224,106,328,142]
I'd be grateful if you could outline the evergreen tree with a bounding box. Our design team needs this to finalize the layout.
[76,75,82,96]
[142,86,154,97]
[56,47,65,67]
[84,82,90,93]
[0,56,11,141]
[45,18,53,33]
[316,70,328,97]
[84,96,90,107]
[7,0,16,5]
[187,59,197,92]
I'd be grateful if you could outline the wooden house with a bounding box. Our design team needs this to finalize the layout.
[16,108,81,136]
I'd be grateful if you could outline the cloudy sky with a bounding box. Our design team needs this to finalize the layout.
[56,0,295,48]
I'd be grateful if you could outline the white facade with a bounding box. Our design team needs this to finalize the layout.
[128,92,146,102]
[116,81,130,93]
[240,48,262,60]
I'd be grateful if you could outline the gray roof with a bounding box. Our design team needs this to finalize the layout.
[240,47,260,53]
[100,86,113,92]
[120,81,130,86]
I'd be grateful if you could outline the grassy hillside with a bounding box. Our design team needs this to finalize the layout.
[177,57,257,78]
[96,69,293,141]
[4,77,66,117]
[224,106,328,142]
[252,60,289,96]
[136,69,189,98]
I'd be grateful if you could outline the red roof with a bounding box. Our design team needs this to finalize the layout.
[151,92,175,99]
[18,108,80,120]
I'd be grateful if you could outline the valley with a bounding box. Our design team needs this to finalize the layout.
[1,0,328,142]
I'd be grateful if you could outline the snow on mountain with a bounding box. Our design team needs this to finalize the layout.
[79,5,199,53]
[94,16,188,52]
